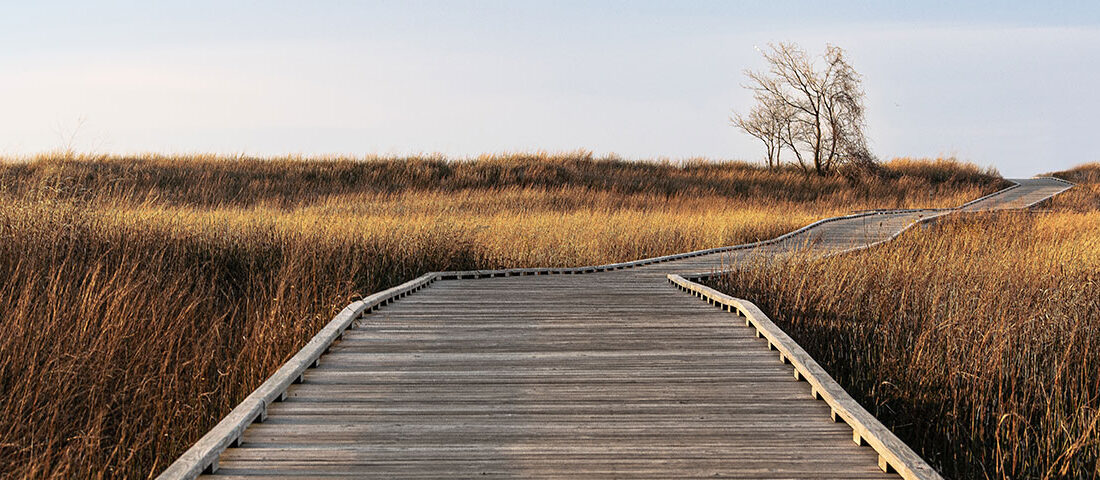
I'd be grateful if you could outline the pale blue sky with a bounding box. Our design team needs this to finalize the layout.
[2,1,1098,176]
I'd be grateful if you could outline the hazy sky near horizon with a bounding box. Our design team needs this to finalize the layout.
[2,1,1098,177]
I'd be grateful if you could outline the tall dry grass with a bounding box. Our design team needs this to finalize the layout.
[710,163,1100,479]
[0,152,1002,210]
[0,153,1003,479]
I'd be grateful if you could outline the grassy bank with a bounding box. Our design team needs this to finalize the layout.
[709,163,1100,478]
[0,153,1002,479]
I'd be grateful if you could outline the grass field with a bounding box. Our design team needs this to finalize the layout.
[0,153,1003,479]
[709,163,1100,479]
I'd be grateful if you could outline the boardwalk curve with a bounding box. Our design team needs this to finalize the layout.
[160,177,1072,479]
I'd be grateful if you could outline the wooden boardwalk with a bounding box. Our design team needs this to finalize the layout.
[162,177,1072,479]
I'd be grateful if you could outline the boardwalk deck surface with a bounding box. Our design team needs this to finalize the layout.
[188,178,1070,479]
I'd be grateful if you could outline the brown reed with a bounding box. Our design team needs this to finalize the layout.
[0,152,1002,479]
[710,163,1100,479]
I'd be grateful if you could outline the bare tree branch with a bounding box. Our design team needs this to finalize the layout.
[732,42,876,175]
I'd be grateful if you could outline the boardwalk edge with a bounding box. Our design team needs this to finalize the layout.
[155,272,440,480]
[666,273,945,480]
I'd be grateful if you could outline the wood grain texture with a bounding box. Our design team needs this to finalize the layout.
[157,178,1071,479]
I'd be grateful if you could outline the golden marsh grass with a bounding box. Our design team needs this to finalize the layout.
[0,153,1002,479]
[710,163,1100,479]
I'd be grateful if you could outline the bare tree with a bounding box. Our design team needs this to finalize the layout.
[821,45,876,176]
[731,95,790,170]
[734,42,875,175]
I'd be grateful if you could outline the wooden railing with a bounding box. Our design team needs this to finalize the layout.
[667,274,943,480]
[157,273,441,479]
